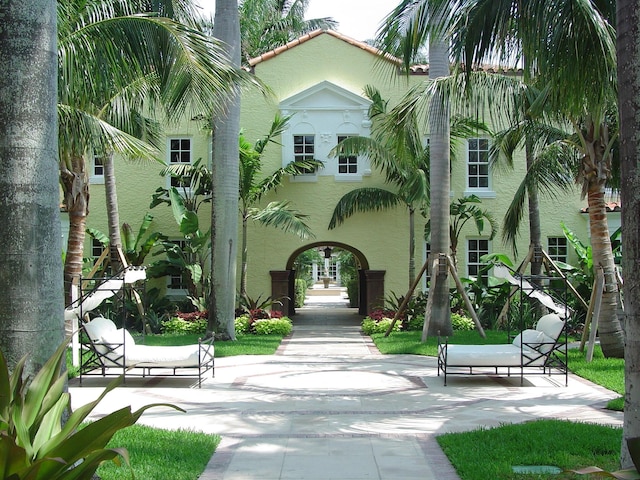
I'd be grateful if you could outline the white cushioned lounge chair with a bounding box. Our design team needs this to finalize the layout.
[437,313,568,386]
[79,317,214,387]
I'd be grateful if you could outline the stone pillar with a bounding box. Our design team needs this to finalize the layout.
[270,270,292,315]
[364,270,385,315]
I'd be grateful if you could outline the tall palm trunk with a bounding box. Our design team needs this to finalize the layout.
[526,140,543,276]
[408,206,415,288]
[587,186,624,357]
[425,38,452,338]
[240,212,249,298]
[581,119,624,358]
[210,0,241,340]
[617,0,640,465]
[60,153,90,306]
[104,152,124,273]
[0,0,63,375]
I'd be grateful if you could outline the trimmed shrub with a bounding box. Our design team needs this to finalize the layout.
[451,312,475,331]
[161,317,207,335]
[235,315,251,335]
[253,317,293,336]
[346,278,358,308]
[405,314,424,331]
[361,316,401,335]
[294,279,307,308]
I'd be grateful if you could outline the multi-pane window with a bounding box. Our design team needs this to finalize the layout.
[467,138,490,189]
[167,240,189,291]
[294,135,316,173]
[467,239,490,279]
[169,138,191,187]
[93,155,104,177]
[91,238,104,259]
[548,237,568,263]
[337,135,357,174]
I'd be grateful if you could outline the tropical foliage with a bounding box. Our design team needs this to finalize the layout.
[0,341,182,479]
[57,0,247,303]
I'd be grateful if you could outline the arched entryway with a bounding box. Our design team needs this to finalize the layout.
[270,242,385,316]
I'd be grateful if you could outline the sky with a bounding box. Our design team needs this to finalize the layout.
[195,0,396,42]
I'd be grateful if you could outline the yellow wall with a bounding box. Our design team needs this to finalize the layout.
[83,31,591,306]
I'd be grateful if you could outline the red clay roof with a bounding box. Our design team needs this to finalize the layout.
[247,29,400,68]
[247,29,525,77]
[581,202,621,213]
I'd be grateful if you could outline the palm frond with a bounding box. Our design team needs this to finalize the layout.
[250,201,314,239]
[328,188,402,229]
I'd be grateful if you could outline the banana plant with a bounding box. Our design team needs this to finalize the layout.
[148,187,211,304]
[0,340,183,479]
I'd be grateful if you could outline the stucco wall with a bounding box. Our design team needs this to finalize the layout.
[81,31,593,309]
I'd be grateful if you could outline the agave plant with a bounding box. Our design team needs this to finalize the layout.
[0,340,183,479]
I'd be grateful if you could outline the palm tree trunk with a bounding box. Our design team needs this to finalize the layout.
[104,151,124,273]
[426,38,452,338]
[60,154,90,306]
[408,206,415,289]
[210,0,241,340]
[587,187,624,358]
[240,213,249,298]
[617,0,640,464]
[526,140,543,276]
[0,0,64,375]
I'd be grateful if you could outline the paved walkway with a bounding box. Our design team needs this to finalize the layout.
[69,294,622,480]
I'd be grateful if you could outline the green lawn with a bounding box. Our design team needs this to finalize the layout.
[95,424,220,480]
[133,332,283,356]
[437,419,621,480]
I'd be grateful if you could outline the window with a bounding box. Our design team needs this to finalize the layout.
[337,135,357,174]
[90,154,105,184]
[167,239,189,292]
[467,239,490,279]
[294,135,316,174]
[467,138,490,189]
[168,138,192,187]
[548,237,568,263]
[93,156,104,177]
[91,238,104,259]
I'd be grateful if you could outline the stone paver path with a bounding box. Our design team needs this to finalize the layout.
[70,292,622,479]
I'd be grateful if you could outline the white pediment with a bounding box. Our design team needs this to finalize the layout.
[280,81,370,111]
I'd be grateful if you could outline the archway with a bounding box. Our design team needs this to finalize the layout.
[270,241,385,316]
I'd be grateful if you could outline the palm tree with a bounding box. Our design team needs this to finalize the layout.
[58,0,246,304]
[328,85,430,289]
[210,0,243,340]
[449,0,623,358]
[239,0,337,64]
[0,0,63,374]
[375,0,453,337]
[238,114,322,298]
[617,0,640,467]
[378,0,624,356]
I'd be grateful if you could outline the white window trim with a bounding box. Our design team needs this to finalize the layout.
[289,133,319,183]
[464,137,495,198]
[466,237,491,279]
[89,155,105,184]
[166,136,193,189]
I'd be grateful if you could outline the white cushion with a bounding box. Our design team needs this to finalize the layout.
[100,328,135,361]
[512,329,545,347]
[536,313,564,340]
[83,317,117,343]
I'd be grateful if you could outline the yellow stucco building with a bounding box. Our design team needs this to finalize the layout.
[82,30,609,315]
